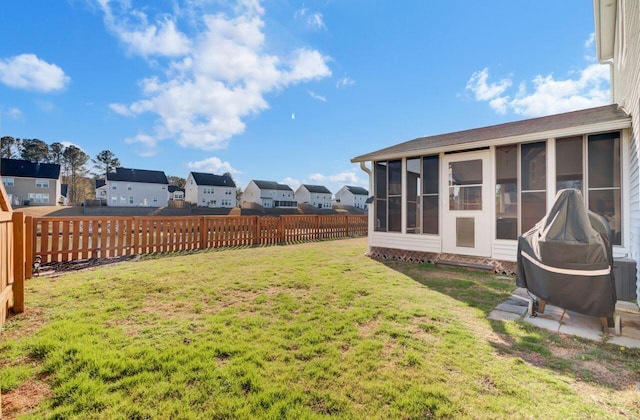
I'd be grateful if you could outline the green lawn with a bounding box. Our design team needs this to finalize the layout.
[2,238,639,418]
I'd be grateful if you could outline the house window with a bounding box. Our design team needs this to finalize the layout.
[496,145,518,240]
[129,196,134,204]
[556,136,583,192]
[521,142,547,233]
[153,196,158,203]
[2,177,14,187]
[374,160,401,232]
[111,195,117,203]
[28,193,49,203]
[588,132,621,245]
[422,155,439,234]
[112,183,117,190]
[127,184,132,190]
[36,179,49,188]
[449,160,482,211]
[406,158,420,234]
[120,195,126,204]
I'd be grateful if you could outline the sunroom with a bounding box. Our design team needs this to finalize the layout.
[352,105,632,273]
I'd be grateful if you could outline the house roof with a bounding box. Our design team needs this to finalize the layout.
[95,179,106,189]
[252,180,293,191]
[351,104,631,162]
[345,186,369,196]
[190,172,236,188]
[0,158,61,179]
[107,167,168,184]
[301,184,332,194]
[168,185,185,193]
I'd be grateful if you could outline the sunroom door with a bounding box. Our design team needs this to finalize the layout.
[442,151,492,257]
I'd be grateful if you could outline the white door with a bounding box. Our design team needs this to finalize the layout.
[442,150,492,257]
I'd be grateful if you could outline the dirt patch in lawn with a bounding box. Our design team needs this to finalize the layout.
[2,379,51,419]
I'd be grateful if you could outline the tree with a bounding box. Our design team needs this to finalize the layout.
[1,136,20,159]
[48,142,65,164]
[92,150,120,179]
[20,139,49,162]
[63,145,90,204]
[167,175,186,189]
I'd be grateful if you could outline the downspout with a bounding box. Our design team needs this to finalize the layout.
[599,59,614,104]
[359,161,371,177]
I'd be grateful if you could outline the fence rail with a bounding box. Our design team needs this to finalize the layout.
[32,214,368,264]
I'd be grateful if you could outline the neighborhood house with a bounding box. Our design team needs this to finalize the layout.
[185,172,236,208]
[0,158,62,207]
[243,180,297,209]
[353,0,640,300]
[99,167,169,207]
[294,184,333,209]
[334,185,369,210]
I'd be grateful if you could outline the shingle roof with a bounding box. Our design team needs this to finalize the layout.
[351,104,631,162]
[253,180,293,191]
[345,186,368,195]
[168,185,185,193]
[191,172,236,188]
[107,167,168,184]
[1,158,61,179]
[95,179,106,189]
[301,184,332,194]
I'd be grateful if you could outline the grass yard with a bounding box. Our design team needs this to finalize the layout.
[2,238,640,418]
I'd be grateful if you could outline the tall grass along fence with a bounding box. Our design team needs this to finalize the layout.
[31,214,368,264]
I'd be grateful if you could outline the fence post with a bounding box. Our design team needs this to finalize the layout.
[25,216,33,279]
[315,215,320,240]
[199,217,207,250]
[278,217,285,244]
[345,215,349,237]
[131,217,138,255]
[253,216,260,245]
[12,212,25,313]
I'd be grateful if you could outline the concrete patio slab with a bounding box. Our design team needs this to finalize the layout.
[489,288,640,348]
[495,302,527,315]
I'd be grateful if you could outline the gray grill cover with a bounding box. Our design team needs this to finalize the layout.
[516,189,616,317]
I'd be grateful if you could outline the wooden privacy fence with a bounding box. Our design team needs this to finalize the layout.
[1,187,27,329]
[32,214,368,264]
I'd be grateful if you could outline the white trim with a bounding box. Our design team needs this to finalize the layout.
[520,251,611,276]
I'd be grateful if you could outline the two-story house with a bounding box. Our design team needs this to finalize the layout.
[243,180,296,209]
[185,172,236,208]
[294,184,333,209]
[0,158,61,206]
[103,167,169,207]
[334,186,369,210]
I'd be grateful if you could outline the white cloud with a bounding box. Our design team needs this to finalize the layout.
[282,177,301,190]
[465,63,610,117]
[104,1,332,152]
[308,90,326,102]
[5,107,23,120]
[294,7,326,30]
[96,0,191,57]
[465,68,511,102]
[309,170,363,185]
[0,54,70,92]
[336,76,354,88]
[585,33,595,48]
[187,156,241,175]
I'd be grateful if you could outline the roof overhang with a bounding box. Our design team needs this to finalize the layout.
[351,105,631,163]
[594,0,617,61]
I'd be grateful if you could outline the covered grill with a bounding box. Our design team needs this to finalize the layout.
[516,189,617,319]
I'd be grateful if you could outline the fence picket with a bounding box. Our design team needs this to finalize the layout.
[29,214,366,264]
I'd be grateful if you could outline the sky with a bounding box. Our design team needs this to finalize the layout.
[0,0,609,195]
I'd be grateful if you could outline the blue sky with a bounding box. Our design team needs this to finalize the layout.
[0,0,608,194]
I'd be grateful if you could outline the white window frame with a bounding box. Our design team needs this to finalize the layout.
[35,179,49,188]
[2,177,14,187]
